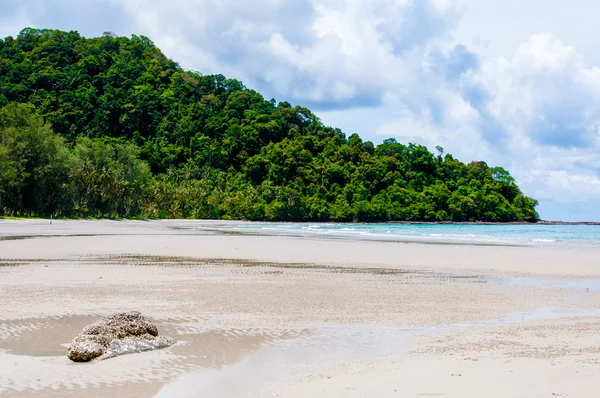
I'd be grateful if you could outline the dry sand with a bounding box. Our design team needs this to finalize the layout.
[1,219,600,397]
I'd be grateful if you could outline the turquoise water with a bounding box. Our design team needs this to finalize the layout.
[198,222,600,247]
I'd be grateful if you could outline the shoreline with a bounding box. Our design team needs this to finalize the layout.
[3,216,600,225]
[2,220,600,397]
[185,220,600,250]
[4,218,599,250]
[1,220,600,278]
[200,227,597,249]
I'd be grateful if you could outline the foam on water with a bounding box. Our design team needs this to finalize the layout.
[195,222,600,247]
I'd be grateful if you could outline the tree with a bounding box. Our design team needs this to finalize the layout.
[67,137,152,217]
[0,29,540,222]
[0,103,71,216]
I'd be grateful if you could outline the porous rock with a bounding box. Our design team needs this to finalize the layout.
[67,311,174,362]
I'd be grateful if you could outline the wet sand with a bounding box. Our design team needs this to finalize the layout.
[1,219,600,397]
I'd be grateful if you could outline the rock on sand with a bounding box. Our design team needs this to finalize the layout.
[67,311,175,362]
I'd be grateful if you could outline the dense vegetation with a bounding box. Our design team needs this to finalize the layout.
[0,28,539,221]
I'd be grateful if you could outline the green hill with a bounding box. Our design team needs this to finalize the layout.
[0,28,539,221]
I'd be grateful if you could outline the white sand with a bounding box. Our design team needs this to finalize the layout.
[1,219,600,397]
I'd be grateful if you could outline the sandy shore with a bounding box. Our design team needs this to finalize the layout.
[1,219,600,397]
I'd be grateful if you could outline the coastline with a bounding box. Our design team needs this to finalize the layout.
[183,219,600,249]
[3,217,600,250]
[3,216,600,225]
[1,220,600,397]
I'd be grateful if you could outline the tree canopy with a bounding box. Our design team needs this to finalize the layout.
[0,28,539,221]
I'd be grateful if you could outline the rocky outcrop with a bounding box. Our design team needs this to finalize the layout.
[67,311,175,362]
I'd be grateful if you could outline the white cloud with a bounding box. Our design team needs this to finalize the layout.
[449,33,600,218]
[452,0,600,65]
[471,33,600,149]
[2,0,600,220]
[526,170,600,203]
[373,92,492,165]
[113,0,600,219]
[113,0,463,108]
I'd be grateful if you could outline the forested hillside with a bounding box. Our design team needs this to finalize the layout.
[0,28,539,221]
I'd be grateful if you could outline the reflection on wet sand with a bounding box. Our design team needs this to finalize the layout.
[3,221,600,398]
[0,315,295,397]
[3,306,600,397]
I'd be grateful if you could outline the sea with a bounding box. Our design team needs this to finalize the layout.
[196,222,600,248]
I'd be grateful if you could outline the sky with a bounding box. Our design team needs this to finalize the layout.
[1,0,599,221]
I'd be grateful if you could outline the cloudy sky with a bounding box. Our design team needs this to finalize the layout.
[2,0,599,221]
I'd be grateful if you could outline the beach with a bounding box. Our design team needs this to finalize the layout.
[1,219,600,397]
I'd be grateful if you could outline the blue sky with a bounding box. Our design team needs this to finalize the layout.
[1,0,599,221]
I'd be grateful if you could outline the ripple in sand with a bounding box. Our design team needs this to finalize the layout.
[0,315,297,396]
[3,307,599,397]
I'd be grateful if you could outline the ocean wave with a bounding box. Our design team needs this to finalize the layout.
[199,223,600,248]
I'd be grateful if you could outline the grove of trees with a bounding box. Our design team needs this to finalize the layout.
[0,28,539,221]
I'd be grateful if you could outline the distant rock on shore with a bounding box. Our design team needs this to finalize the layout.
[67,311,175,362]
